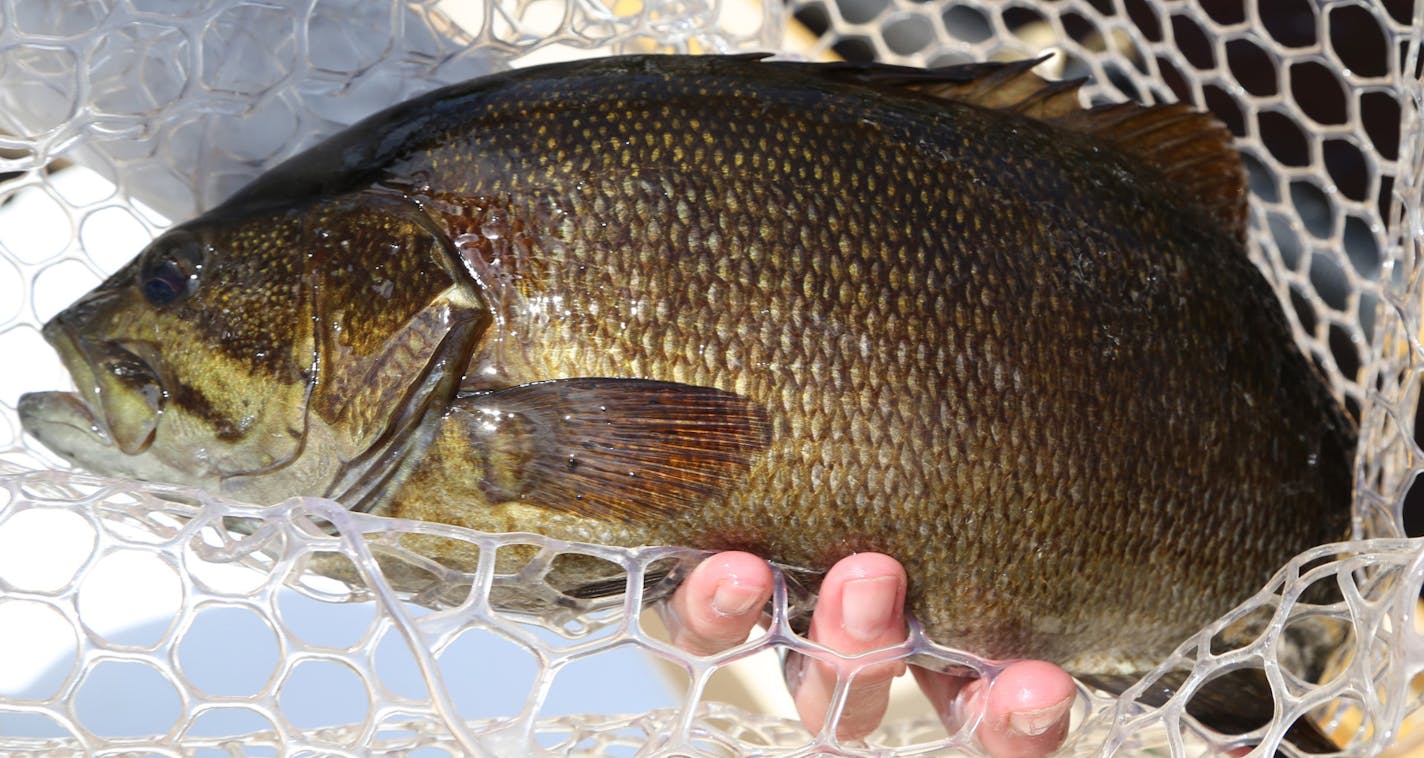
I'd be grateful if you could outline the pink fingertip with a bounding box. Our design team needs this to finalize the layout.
[710,577,765,617]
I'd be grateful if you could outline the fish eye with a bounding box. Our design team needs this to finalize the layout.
[139,233,206,307]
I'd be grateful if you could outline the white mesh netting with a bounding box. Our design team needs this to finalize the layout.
[0,0,1421,755]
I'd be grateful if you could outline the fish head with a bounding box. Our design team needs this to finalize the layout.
[19,192,487,506]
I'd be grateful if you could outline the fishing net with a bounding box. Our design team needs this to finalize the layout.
[0,0,1420,755]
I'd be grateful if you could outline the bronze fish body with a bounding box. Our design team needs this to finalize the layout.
[19,54,1353,742]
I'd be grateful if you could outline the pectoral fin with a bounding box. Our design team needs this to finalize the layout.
[452,378,771,523]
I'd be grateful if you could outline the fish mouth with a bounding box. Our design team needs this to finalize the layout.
[19,320,166,457]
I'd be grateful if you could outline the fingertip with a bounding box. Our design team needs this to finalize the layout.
[974,660,1076,757]
[703,551,773,618]
[793,553,911,741]
[991,660,1077,719]
[821,551,908,587]
[665,551,772,656]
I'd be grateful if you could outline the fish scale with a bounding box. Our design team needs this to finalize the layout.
[18,54,1352,750]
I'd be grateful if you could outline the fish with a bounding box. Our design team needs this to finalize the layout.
[17,54,1354,750]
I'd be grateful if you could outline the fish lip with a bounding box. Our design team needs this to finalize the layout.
[17,389,111,450]
[39,319,165,455]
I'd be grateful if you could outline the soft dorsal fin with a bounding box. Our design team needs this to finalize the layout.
[799,56,1247,242]
[1052,101,1247,241]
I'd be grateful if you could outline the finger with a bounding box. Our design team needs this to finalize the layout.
[789,552,908,741]
[663,551,773,656]
[967,660,1076,758]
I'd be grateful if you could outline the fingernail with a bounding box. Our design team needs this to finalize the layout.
[841,576,899,641]
[711,579,762,617]
[1008,695,1073,737]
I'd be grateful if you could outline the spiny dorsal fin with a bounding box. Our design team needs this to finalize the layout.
[896,57,1087,120]
[801,56,1247,242]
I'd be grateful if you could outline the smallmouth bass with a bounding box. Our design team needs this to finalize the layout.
[18,54,1354,748]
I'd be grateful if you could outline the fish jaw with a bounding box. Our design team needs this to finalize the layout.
[18,389,115,464]
[55,317,163,452]
[18,319,180,482]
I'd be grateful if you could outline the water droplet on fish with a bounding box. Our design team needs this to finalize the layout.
[481,209,509,240]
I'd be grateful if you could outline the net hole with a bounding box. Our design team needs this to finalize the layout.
[548,551,633,603]
[1313,693,1369,751]
[1327,5,1389,79]
[275,584,378,650]
[540,645,682,719]
[1059,12,1105,53]
[1376,174,1397,228]
[1360,91,1402,162]
[1261,0,1318,48]
[32,258,101,323]
[1208,605,1274,656]
[434,627,538,720]
[1307,252,1349,314]
[838,0,887,27]
[1170,14,1216,71]
[305,0,395,74]
[1323,139,1370,203]
[0,599,78,700]
[1247,153,1282,203]
[941,5,993,44]
[1202,84,1245,136]
[1102,62,1140,102]
[1129,666,1183,703]
[1225,38,1277,97]
[793,3,832,39]
[701,638,787,704]
[1279,614,1349,687]
[1287,285,1318,335]
[1199,0,1244,25]
[0,506,95,593]
[1382,0,1413,23]
[1123,0,1163,43]
[0,711,73,740]
[1155,56,1192,101]
[882,13,935,57]
[277,658,372,732]
[1327,321,1362,381]
[76,548,182,648]
[1291,180,1335,239]
[1002,6,1050,47]
[1260,111,1311,167]
[200,4,297,97]
[1285,712,1343,754]
[75,659,183,738]
[177,604,280,697]
[0,185,72,265]
[1082,0,1114,17]
[832,36,877,63]
[1183,668,1276,740]
[1290,61,1349,126]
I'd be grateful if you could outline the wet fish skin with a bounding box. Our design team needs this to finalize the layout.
[18,54,1353,732]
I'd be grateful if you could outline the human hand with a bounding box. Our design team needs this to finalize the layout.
[662,551,1076,756]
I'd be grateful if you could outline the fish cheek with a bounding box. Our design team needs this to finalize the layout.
[142,218,319,486]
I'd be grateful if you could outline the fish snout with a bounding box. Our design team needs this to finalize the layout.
[40,318,165,455]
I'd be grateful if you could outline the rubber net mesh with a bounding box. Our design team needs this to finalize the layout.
[0,0,1421,755]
